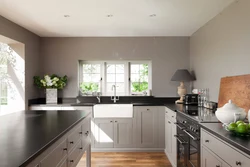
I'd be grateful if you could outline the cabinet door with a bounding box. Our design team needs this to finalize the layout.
[202,146,222,167]
[171,120,177,167]
[94,119,114,148]
[114,119,133,148]
[165,118,172,154]
[135,106,158,148]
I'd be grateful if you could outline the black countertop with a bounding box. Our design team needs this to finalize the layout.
[200,123,250,155]
[165,103,219,123]
[0,110,91,167]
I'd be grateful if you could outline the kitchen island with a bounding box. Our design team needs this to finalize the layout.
[0,110,91,167]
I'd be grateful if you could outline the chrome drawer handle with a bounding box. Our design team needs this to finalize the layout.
[174,135,188,144]
[70,141,74,144]
[236,161,241,166]
[174,122,185,130]
[183,130,199,141]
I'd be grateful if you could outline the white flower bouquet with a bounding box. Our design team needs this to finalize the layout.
[33,74,68,89]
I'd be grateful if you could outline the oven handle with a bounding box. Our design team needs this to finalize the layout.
[174,135,188,144]
[174,122,185,130]
[183,130,199,141]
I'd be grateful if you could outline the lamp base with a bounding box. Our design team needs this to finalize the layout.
[175,100,184,104]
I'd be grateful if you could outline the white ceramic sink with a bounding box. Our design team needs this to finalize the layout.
[93,104,133,118]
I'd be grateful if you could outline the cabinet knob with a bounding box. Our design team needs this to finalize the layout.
[115,121,117,123]
[172,116,174,118]
[110,121,113,123]
[205,140,209,143]
[63,148,67,151]
[216,165,220,167]
[70,141,74,144]
[85,131,89,136]
[147,109,149,111]
[236,161,241,166]
[80,147,83,150]
[79,132,83,134]
[168,121,171,124]
[70,160,74,163]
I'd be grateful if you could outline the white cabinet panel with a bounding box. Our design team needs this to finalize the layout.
[114,119,133,148]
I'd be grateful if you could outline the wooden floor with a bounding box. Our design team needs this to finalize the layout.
[77,152,172,167]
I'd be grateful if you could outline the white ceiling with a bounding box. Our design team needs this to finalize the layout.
[0,0,235,37]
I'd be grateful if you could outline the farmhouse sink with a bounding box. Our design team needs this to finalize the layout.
[93,104,133,118]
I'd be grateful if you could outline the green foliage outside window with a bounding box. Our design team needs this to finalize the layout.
[80,82,99,93]
[131,64,149,92]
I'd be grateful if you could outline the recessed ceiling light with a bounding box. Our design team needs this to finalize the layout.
[64,15,70,18]
[149,14,156,17]
[107,14,113,18]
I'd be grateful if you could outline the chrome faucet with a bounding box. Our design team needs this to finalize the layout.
[111,85,119,103]
[96,92,101,103]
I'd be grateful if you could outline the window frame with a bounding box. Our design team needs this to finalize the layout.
[79,60,152,96]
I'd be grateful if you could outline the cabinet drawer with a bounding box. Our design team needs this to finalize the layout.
[68,125,82,152]
[40,139,67,167]
[82,117,90,147]
[165,107,176,121]
[68,141,84,167]
[58,159,67,167]
[201,129,250,167]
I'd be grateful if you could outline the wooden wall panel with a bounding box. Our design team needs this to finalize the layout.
[218,74,250,113]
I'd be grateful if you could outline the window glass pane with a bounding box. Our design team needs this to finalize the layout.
[131,82,148,92]
[131,74,139,82]
[106,83,115,92]
[92,64,100,73]
[116,74,124,82]
[92,74,100,82]
[116,83,124,92]
[107,74,115,82]
[107,65,115,73]
[83,74,91,82]
[80,82,99,92]
[83,64,92,73]
[130,63,149,93]
[131,64,139,73]
[116,64,124,73]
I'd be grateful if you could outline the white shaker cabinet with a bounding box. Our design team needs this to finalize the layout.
[201,128,250,167]
[93,118,134,148]
[165,107,177,167]
[134,106,159,148]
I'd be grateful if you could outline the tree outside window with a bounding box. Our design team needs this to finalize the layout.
[80,64,101,94]
[131,64,149,93]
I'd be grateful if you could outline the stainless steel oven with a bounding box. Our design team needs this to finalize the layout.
[175,113,200,167]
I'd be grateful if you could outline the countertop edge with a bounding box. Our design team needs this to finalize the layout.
[20,111,91,167]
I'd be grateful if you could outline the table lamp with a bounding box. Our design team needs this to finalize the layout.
[171,69,195,104]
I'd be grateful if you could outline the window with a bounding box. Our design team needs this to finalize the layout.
[130,63,149,94]
[0,58,8,105]
[79,61,151,96]
[79,62,102,95]
[106,63,125,95]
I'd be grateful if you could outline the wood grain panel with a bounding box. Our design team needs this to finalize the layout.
[77,152,172,167]
[218,74,250,113]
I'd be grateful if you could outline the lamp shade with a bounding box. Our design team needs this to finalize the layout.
[171,69,194,82]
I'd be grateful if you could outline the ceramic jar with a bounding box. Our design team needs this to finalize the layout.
[215,100,246,125]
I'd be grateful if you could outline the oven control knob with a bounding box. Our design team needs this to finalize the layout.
[193,129,198,132]
[182,120,187,124]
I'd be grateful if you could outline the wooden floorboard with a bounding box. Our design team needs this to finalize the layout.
[77,152,172,167]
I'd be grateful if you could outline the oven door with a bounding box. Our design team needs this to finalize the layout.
[183,130,200,167]
[175,123,188,167]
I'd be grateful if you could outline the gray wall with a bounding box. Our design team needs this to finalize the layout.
[40,37,190,97]
[190,0,250,102]
[0,16,40,109]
